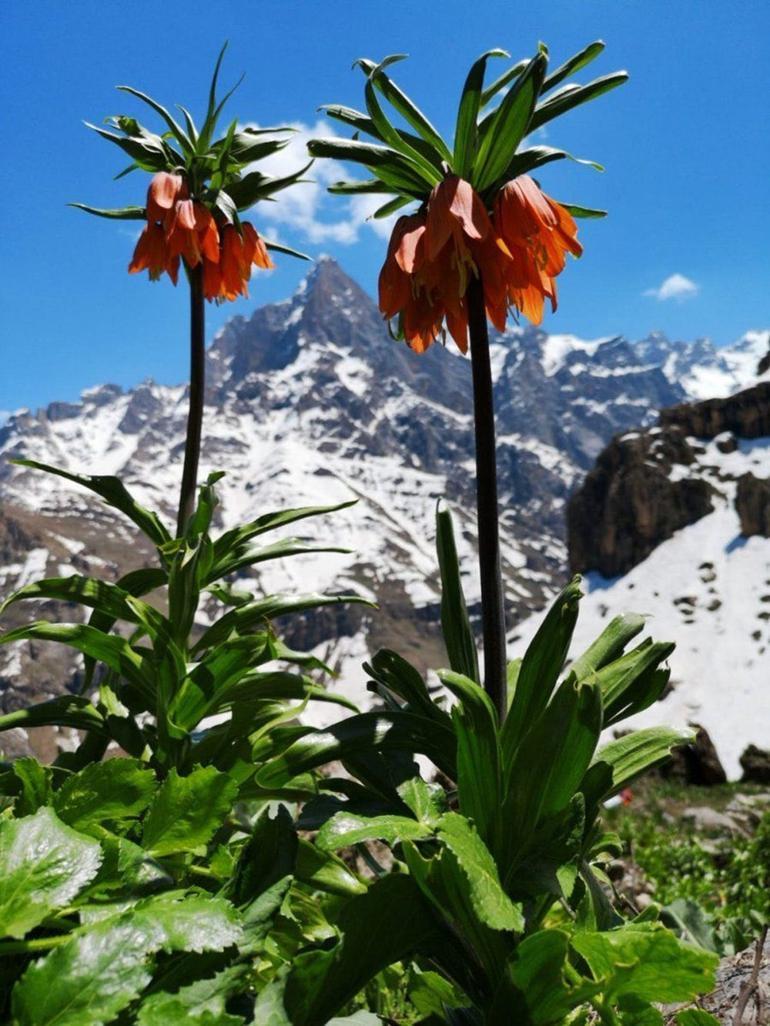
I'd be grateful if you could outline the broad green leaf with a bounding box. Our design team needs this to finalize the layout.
[0,807,102,938]
[228,805,297,906]
[11,459,171,545]
[436,505,479,684]
[69,203,147,219]
[454,49,508,178]
[480,58,530,106]
[676,1012,722,1026]
[571,924,718,1003]
[141,767,238,856]
[365,648,449,725]
[12,895,241,1026]
[284,874,437,1026]
[316,810,432,850]
[53,758,156,835]
[542,40,606,93]
[582,726,690,802]
[136,967,246,1026]
[12,916,155,1026]
[530,71,629,132]
[595,640,674,726]
[504,929,590,1025]
[501,577,582,767]
[295,838,367,896]
[437,811,524,932]
[502,679,602,863]
[307,138,427,196]
[363,76,442,185]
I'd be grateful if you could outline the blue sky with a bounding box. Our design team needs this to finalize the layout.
[2,0,769,414]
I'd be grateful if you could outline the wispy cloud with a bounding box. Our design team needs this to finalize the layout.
[644,273,699,302]
[243,120,404,245]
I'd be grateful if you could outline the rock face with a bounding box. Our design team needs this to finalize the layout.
[736,473,770,538]
[660,381,770,439]
[659,724,728,787]
[569,382,770,576]
[568,430,715,577]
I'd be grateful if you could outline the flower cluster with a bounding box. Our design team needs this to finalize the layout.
[378,174,582,354]
[129,172,273,302]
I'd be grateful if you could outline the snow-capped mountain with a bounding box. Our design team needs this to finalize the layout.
[0,257,768,761]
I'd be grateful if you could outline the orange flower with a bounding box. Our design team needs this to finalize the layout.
[378,177,502,354]
[493,176,582,325]
[146,172,186,223]
[129,222,180,285]
[202,222,274,303]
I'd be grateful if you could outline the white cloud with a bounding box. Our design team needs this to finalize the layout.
[243,120,408,246]
[644,273,699,302]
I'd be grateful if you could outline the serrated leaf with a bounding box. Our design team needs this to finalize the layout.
[141,767,238,856]
[53,758,156,835]
[316,810,432,850]
[0,807,102,939]
[136,967,247,1025]
[437,811,524,932]
[571,924,718,1003]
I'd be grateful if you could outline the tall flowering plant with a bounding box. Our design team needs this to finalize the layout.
[74,44,309,534]
[310,41,625,717]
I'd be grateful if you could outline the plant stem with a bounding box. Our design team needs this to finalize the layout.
[0,934,70,955]
[466,273,507,721]
[177,262,206,537]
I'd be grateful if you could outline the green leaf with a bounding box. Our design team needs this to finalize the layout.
[116,84,193,154]
[480,58,530,107]
[543,40,606,93]
[474,52,547,191]
[437,811,524,932]
[0,574,167,639]
[193,592,374,654]
[504,929,586,1024]
[284,874,437,1026]
[11,895,241,1026]
[295,838,367,896]
[0,623,151,701]
[582,726,691,804]
[136,967,246,1026]
[363,76,442,185]
[84,121,169,171]
[307,138,427,196]
[0,807,102,939]
[569,613,646,681]
[436,505,479,684]
[69,203,147,220]
[256,711,456,790]
[11,459,171,546]
[501,577,582,767]
[357,58,453,163]
[53,758,156,835]
[502,679,602,867]
[571,924,718,1003]
[530,71,629,133]
[594,640,674,726]
[10,757,52,814]
[454,49,508,178]
[676,1011,722,1026]
[0,695,106,736]
[560,202,608,218]
[439,670,501,852]
[141,767,238,856]
[316,810,432,850]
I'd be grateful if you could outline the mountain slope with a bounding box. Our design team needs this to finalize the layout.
[0,258,767,758]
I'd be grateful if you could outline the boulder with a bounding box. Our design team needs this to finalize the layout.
[735,474,770,538]
[658,724,728,786]
[740,744,770,784]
